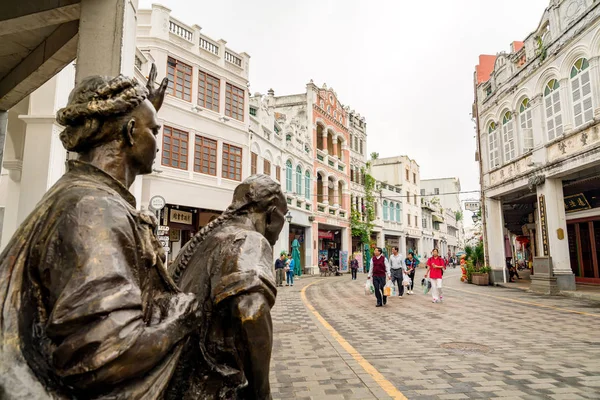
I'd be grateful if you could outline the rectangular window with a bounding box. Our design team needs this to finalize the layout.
[222,143,242,181]
[413,173,416,184]
[193,135,217,175]
[414,194,417,204]
[251,152,258,175]
[406,169,409,180]
[415,215,418,227]
[407,214,411,226]
[434,188,440,195]
[167,57,192,101]
[197,70,220,112]
[249,107,257,116]
[420,189,425,196]
[264,160,271,176]
[225,83,245,121]
[359,139,363,155]
[422,217,427,229]
[406,193,410,204]
[276,166,281,181]
[162,126,188,170]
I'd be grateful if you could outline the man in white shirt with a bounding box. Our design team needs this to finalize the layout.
[389,246,406,297]
[368,247,391,307]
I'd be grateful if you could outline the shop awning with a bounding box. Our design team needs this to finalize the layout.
[432,214,444,223]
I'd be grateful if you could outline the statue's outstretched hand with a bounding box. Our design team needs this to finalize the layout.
[146,63,169,112]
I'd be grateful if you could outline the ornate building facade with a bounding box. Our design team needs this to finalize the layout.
[474,0,600,287]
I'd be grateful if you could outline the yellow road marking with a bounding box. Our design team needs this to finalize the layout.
[447,286,600,318]
[300,280,407,400]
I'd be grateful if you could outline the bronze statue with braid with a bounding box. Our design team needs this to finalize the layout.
[0,65,203,399]
[166,174,287,399]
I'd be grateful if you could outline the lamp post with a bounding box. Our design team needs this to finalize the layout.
[285,211,293,224]
[472,213,479,224]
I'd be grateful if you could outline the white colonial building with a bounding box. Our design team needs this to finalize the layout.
[248,90,315,268]
[371,156,422,257]
[420,178,465,256]
[134,4,251,260]
[474,0,600,288]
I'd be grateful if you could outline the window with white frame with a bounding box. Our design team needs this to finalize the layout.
[571,58,593,128]
[544,79,563,141]
[502,111,516,162]
[296,165,302,195]
[285,160,293,192]
[383,200,388,220]
[305,171,311,200]
[488,122,500,168]
[519,98,533,152]
[389,202,395,221]
[396,203,401,223]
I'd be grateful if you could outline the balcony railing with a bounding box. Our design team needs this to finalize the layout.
[225,51,242,67]
[169,20,193,41]
[199,36,219,55]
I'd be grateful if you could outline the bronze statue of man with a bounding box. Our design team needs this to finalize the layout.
[167,175,287,399]
[0,66,203,399]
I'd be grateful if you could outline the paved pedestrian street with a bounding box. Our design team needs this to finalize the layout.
[270,268,600,400]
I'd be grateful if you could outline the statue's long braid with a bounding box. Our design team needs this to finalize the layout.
[170,210,236,283]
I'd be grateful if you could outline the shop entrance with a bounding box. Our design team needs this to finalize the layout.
[318,225,342,267]
[567,219,600,283]
[288,224,306,270]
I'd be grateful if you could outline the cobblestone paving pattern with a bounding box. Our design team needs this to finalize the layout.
[270,268,600,400]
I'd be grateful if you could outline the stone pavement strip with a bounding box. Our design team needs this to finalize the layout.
[270,268,600,400]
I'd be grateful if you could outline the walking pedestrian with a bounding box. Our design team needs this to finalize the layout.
[389,246,406,297]
[425,248,446,303]
[367,247,391,307]
[286,253,295,286]
[404,252,418,294]
[350,256,359,280]
[274,252,286,287]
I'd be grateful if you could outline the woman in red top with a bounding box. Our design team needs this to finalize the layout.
[426,248,446,303]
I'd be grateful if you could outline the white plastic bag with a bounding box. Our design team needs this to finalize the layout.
[364,279,374,295]
[402,273,412,287]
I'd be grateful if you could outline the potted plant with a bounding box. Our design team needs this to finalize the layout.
[464,242,489,285]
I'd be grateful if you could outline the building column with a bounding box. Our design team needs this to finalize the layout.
[332,137,338,157]
[322,132,329,155]
[76,0,138,83]
[0,111,6,174]
[376,232,384,249]
[322,178,329,205]
[333,183,339,207]
[485,198,506,284]
[274,219,290,264]
[341,227,349,260]
[399,234,407,256]
[305,225,314,270]
[536,178,575,290]
[0,161,22,250]
[530,95,547,165]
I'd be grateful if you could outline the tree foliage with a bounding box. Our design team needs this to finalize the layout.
[351,168,376,247]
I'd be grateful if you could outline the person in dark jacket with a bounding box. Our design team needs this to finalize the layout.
[367,247,391,307]
[275,252,286,287]
[405,252,419,295]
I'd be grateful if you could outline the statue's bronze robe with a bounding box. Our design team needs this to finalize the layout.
[167,222,277,399]
[0,161,183,399]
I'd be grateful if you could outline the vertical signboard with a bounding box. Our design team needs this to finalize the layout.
[538,194,549,256]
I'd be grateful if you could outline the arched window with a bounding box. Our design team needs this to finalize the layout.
[502,111,515,162]
[296,165,302,195]
[519,98,534,152]
[389,202,395,221]
[488,122,500,168]
[285,160,293,192]
[396,203,401,223]
[305,170,311,200]
[383,200,388,220]
[544,79,563,141]
[571,58,593,128]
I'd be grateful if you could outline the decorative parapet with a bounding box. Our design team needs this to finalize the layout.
[169,18,193,42]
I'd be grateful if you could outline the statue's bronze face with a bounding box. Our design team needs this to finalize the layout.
[264,193,287,246]
[128,99,161,174]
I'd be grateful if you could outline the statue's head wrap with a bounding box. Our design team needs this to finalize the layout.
[56,75,149,153]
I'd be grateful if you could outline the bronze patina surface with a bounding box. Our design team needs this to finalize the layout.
[0,65,282,399]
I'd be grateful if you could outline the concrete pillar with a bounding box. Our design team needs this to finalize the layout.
[76,0,139,83]
[322,178,329,205]
[305,225,314,269]
[274,220,290,265]
[321,132,328,154]
[399,234,407,257]
[536,178,575,290]
[333,184,339,207]
[529,95,547,164]
[341,227,349,260]
[485,198,506,284]
[0,111,7,173]
[332,137,338,157]
[376,231,384,249]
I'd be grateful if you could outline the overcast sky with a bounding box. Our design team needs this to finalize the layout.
[139,0,549,206]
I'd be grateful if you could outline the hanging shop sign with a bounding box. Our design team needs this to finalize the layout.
[170,209,193,225]
[318,230,334,240]
[157,225,170,234]
[149,195,166,211]
[564,193,591,213]
[169,229,181,242]
[538,194,549,256]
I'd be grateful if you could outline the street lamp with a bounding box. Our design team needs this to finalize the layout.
[285,211,293,223]
[472,213,479,223]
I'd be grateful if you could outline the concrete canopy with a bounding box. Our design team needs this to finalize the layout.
[0,1,81,111]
